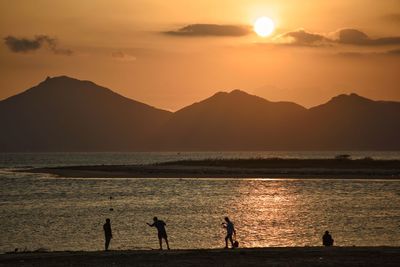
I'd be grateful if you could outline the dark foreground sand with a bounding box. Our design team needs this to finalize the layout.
[1,247,399,267]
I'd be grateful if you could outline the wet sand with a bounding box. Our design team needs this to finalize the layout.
[24,158,400,178]
[1,247,399,267]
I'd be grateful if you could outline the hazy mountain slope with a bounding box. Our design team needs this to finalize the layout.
[304,93,400,150]
[0,76,172,151]
[158,90,308,150]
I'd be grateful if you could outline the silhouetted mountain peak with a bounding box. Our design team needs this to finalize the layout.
[210,89,250,98]
[310,93,376,112]
[2,76,102,103]
[6,75,143,109]
[229,89,250,95]
[328,93,373,104]
[185,89,306,115]
[209,89,268,102]
[1,75,171,118]
[180,89,271,114]
[34,75,109,94]
[38,75,88,86]
[43,75,74,82]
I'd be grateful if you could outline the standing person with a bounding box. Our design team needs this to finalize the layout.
[222,217,236,249]
[103,218,112,251]
[147,217,170,250]
[322,231,334,247]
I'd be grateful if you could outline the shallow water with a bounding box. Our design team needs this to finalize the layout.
[1,152,400,252]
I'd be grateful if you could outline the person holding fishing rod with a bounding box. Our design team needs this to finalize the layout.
[222,217,237,249]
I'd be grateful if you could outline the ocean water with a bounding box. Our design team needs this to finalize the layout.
[1,152,400,252]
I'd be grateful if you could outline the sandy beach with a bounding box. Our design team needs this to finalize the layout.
[1,247,399,267]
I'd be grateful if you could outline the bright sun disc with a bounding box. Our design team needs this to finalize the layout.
[254,17,275,37]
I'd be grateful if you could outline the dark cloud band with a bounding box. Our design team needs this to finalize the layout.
[337,29,400,46]
[276,28,400,47]
[386,48,400,55]
[337,48,400,57]
[278,29,327,46]
[381,13,400,23]
[164,24,251,37]
[4,35,72,55]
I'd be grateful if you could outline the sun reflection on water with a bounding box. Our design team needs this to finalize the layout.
[1,176,400,252]
[226,179,303,247]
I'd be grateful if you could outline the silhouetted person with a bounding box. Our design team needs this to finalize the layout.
[147,217,170,250]
[103,218,112,251]
[323,231,334,247]
[222,217,236,249]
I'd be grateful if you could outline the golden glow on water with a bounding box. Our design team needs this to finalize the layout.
[230,180,303,247]
[1,174,400,251]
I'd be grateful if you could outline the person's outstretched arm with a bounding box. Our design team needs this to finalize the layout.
[147,222,154,227]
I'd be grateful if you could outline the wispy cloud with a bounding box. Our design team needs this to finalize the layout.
[111,51,136,62]
[4,35,73,55]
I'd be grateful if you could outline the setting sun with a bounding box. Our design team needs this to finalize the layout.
[254,16,275,37]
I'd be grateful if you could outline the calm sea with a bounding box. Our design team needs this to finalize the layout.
[1,151,400,252]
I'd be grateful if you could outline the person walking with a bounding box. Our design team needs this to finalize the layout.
[103,218,112,251]
[222,217,236,249]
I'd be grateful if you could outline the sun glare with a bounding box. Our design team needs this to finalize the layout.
[254,16,275,37]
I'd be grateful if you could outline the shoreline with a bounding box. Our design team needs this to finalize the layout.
[21,158,400,178]
[24,168,400,179]
[1,247,399,267]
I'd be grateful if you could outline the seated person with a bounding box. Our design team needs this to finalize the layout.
[322,231,334,246]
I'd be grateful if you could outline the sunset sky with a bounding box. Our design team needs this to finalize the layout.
[1,0,400,111]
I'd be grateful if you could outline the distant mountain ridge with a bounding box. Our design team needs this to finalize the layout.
[1,76,399,151]
[0,76,171,151]
[158,89,307,150]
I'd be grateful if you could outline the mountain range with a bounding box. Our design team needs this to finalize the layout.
[1,76,399,151]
